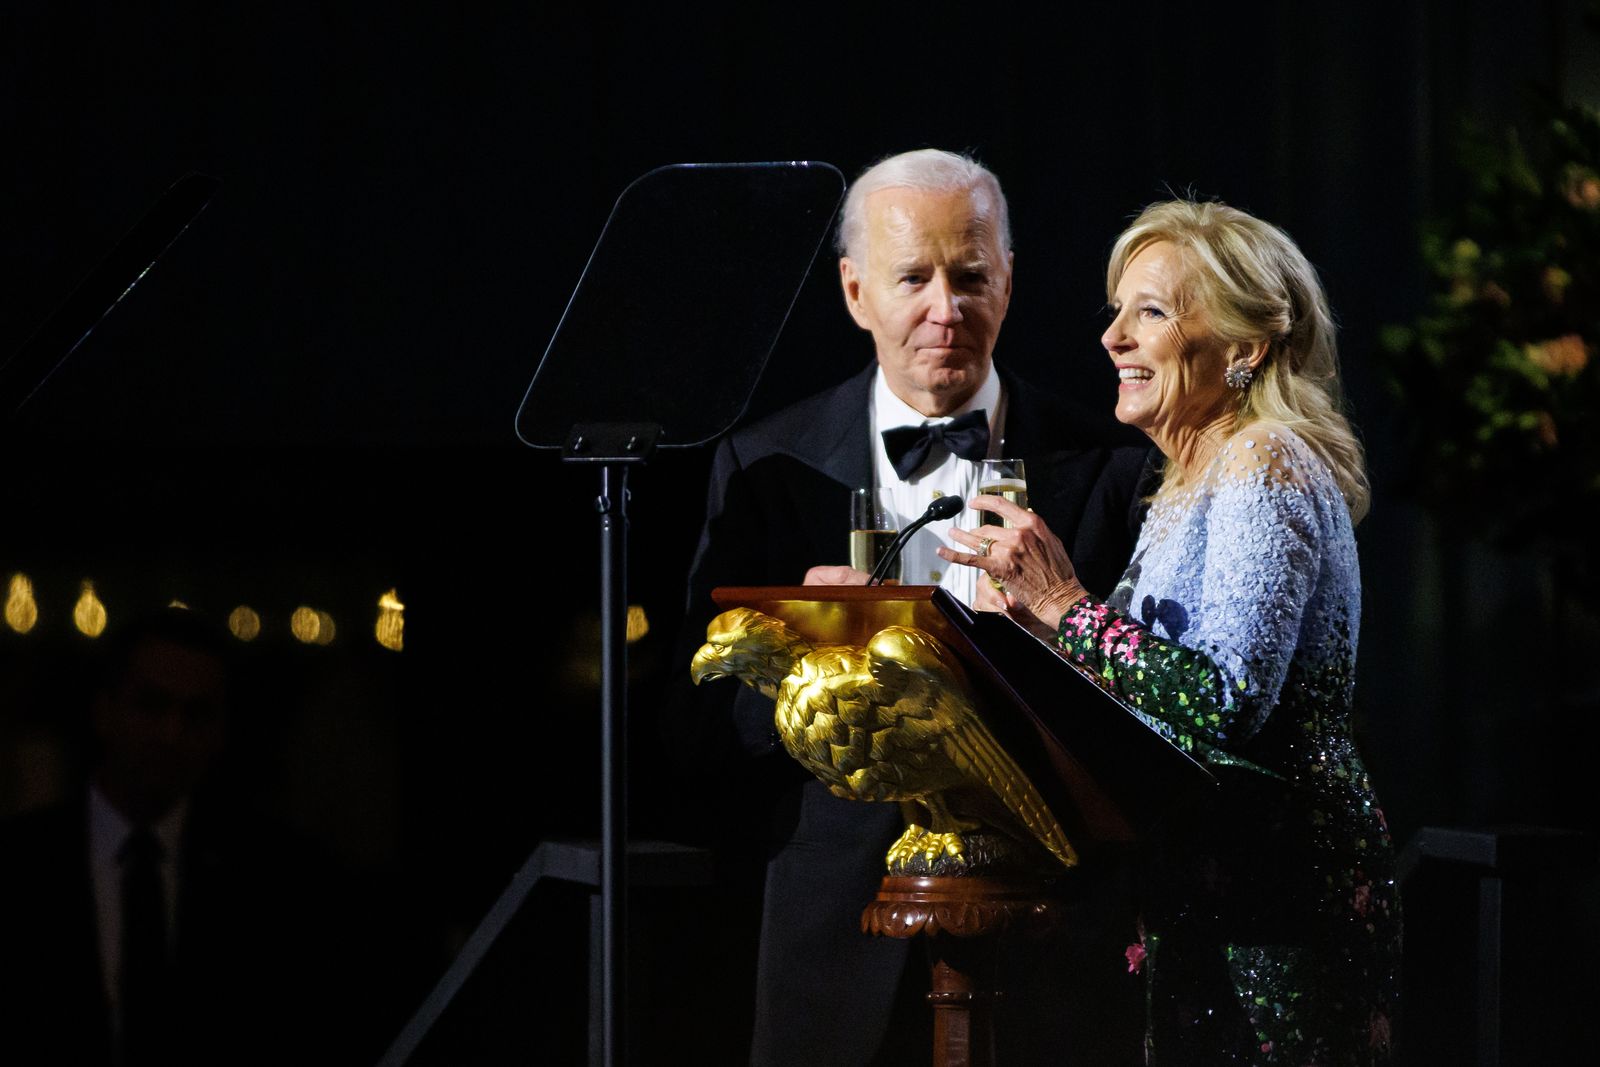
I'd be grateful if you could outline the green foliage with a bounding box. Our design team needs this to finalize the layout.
[1382,100,1600,575]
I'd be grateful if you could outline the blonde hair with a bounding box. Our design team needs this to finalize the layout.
[835,148,1010,264]
[1107,199,1370,522]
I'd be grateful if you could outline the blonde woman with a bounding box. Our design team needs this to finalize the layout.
[943,200,1400,1064]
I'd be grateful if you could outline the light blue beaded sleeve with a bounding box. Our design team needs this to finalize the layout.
[1058,428,1358,755]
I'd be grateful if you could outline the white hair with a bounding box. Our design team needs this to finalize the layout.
[835,148,1011,263]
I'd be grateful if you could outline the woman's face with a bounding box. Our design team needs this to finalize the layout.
[1101,240,1234,443]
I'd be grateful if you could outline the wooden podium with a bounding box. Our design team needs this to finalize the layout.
[706,585,1214,1067]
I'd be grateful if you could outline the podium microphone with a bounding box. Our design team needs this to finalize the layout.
[868,495,965,586]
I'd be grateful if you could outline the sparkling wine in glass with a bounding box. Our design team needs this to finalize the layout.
[976,458,1028,526]
[849,487,900,581]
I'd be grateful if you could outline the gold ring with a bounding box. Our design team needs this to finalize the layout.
[977,537,994,557]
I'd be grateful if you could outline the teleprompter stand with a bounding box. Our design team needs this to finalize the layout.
[379,162,844,1067]
[709,584,1217,1067]
[558,422,656,1067]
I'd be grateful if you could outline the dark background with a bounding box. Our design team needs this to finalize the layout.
[3,1,1596,1062]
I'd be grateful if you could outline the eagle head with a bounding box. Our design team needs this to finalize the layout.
[690,608,814,699]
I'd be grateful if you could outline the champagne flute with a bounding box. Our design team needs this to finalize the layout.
[849,487,900,581]
[975,458,1028,527]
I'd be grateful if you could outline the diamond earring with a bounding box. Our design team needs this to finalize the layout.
[1224,361,1254,390]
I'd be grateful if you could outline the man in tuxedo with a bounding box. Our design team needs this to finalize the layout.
[0,609,348,1066]
[678,148,1149,1065]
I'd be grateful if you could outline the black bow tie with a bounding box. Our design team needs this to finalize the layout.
[880,409,990,480]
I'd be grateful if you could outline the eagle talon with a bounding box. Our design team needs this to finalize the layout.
[886,823,931,869]
[920,830,969,863]
[885,824,970,870]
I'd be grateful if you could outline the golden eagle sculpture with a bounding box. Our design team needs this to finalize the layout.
[691,607,1077,873]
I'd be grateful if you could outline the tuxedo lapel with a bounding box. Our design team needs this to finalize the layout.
[765,362,875,490]
[738,364,874,569]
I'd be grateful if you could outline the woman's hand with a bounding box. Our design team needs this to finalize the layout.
[938,495,1090,626]
[971,577,1060,639]
[972,573,1009,613]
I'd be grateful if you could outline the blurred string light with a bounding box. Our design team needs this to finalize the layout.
[168,599,190,610]
[5,573,39,634]
[626,604,649,644]
[229,605,262,642]
[289,607,316,643]
[375,588,404,652]
[290,605,336,646]
[73,581,107,638]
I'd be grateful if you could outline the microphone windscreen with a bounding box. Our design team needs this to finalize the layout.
[926,495,964,520]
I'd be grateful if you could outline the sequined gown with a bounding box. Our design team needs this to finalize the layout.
[1056,426,1400,1065]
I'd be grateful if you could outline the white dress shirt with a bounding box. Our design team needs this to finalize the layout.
[868,365,1007,606]
[87,784,186,1034]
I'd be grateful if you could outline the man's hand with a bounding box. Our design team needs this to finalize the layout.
[803,565,872,586]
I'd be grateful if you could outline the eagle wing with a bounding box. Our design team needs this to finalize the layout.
[866,626,1079,870]
[774,646,871,795]
[774,641,959,802]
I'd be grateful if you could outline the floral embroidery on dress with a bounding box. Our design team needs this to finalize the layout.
[1058,426,1401,1065]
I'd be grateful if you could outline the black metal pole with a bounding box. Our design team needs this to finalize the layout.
[597,463,628,1067]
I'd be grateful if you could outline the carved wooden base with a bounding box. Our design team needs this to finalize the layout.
[862,876,1063,1067]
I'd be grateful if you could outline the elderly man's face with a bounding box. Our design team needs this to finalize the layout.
[841,187,1013,416]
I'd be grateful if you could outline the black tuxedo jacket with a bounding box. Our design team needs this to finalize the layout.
[676,362,1153,1065]
[0,795,361,1067]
